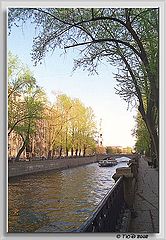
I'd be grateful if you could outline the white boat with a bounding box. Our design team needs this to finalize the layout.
[98,158,117,167]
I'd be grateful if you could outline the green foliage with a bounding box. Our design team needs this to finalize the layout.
[8,51,36,98]
[8,52,47,159]
[133,112,151,155]
[45,93,97,157]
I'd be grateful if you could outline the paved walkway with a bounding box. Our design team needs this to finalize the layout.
[129,156,159,233]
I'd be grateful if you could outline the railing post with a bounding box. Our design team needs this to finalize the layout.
[113,167,135,210]
[131,154,140,167]
[112,157,139,210]
[128,160,138,179]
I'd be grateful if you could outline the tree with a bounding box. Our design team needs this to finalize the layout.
[55,94,73,157]
[8,52,46,160]
[8,8,159,166]
[133,111,151,156]
[67,98,96,156]
[80,106,97,156]
[42,94,97,158]
[14,85,46,161]
[8,54,97,159]
[8,51,36,136]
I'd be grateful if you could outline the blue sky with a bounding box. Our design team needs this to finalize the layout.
[8,19,136,147]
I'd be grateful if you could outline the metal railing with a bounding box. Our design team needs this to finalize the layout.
[76,176,125,232]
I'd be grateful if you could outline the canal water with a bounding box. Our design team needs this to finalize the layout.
[8,157,130,233]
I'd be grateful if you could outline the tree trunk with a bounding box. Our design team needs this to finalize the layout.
[47,150,52,159]
[75,144,78,156]
[59,146,62,157]
[71,147,74,156]
[15,128,30,161]
[79,149,81,156]
[15,140,26,161]
[52,149,55,158]
[66,147,68,157]
[138,105,159,167]
[148,124,159,168]
[83,145,86,157]
[118,44,159,167]
[75,148,78,156]
[65,130,68,157]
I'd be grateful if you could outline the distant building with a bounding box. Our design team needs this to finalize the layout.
[8,131,26,158]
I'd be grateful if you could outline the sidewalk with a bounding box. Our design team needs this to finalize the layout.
[129,156,159,233]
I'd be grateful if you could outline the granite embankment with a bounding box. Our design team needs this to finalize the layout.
[8,156,98,178]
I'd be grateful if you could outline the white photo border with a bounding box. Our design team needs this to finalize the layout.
[0,1,165,239]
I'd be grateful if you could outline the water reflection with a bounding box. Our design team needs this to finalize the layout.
[8,158,129,232]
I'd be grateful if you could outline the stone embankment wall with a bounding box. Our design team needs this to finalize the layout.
[8,156,97,178]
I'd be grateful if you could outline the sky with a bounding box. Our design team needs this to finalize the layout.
[8,17,136,147]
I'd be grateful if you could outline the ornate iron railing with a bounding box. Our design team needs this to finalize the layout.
[76,176,125,232]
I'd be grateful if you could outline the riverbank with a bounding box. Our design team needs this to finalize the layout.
[8,156,98,178]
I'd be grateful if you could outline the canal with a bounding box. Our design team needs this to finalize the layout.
[8,157,130,233]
